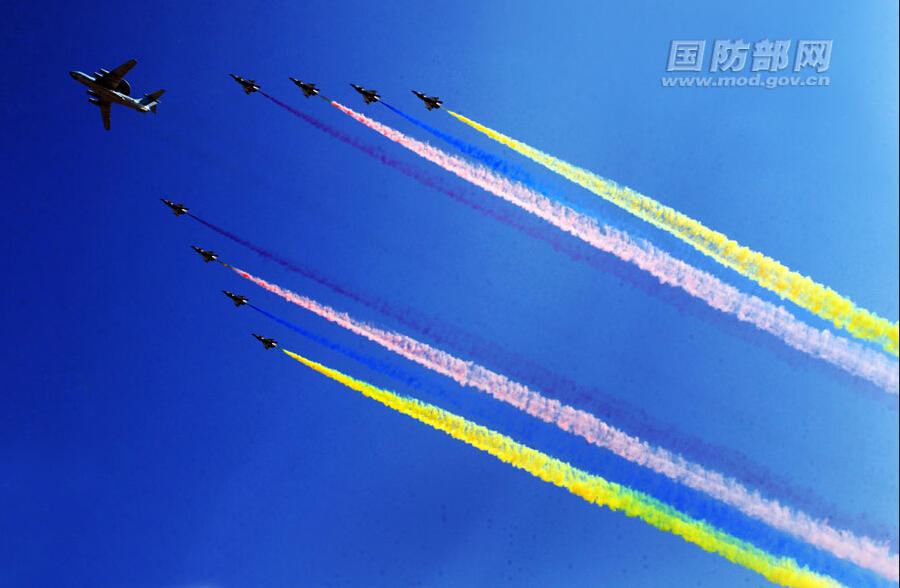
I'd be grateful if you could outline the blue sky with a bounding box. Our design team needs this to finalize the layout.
[1,1,897,586]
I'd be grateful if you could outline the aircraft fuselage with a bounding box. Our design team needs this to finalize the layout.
[69,71,152,113]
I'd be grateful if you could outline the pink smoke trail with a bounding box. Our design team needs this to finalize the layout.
[252,96,891,540]
[233,265,897,581]
[329,101,898,397]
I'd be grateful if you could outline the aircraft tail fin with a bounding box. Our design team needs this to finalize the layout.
[141,89,165,112]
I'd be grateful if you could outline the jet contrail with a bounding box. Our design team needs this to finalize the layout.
[381,101,542,189]
[188,211,434,334]
[254,94,898,395]
[186,210,887,540]
[328,100,899,396]
[232,265,898,581]
[279,348,841,587]
[445,110,899,357]
[248,303,426,392]
[257,92,593,266]
[239,98,897,542]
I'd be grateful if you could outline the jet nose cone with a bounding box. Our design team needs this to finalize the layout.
[69,71,78,79]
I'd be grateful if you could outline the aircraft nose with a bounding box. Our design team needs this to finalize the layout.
[69,71,78,79]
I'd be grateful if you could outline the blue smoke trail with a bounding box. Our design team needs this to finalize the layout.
[246,309,879,586]
[381,101,545,189]
[380,101,626,228]
[244,97,896,547]
[191,207,892,546]
[249,303,428,392]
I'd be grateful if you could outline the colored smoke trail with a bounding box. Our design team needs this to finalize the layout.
[233,265,898,581]
[329,100,899,396]
[257,92,579,259]
[260,91,409,169]
[446,110,899,357]
[187,209,890,542]
[279,348,841,588]
[248,303,425,392]
[256,92,898,394]
[188,211,427,335]
[381,101,542,189]
[248,97,896,542]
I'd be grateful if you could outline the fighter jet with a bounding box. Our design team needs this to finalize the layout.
[412,90,442,111]
[289,77,320,98]
[223,291,248,307]
[230,73,260,94]
[253,333,278,350]
[69,59,165,130]
[191,246,218,263]
[160,198,188,216]
[350,84,380,104]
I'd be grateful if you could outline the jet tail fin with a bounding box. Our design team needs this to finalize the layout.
[140,89,165,112]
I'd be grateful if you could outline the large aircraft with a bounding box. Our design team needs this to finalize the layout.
[253,334,278,350]
[191,246,218,263]
[229,73,260,94]
[160,198,188,216]
[223,291,249,307]
[69,59,164,130]
[289,77,320,98]
[412,90,442,110]
[350,84,380,104]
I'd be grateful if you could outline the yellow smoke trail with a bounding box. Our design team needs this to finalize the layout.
[281,348,841,587]
[446,111,899,357]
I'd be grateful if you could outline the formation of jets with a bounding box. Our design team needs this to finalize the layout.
[69,59,164,130]
[71,61,444,130]
[164,200,267,350]
[62,60,448,354]
[138,71,442,352]
[146,77,441,353]
[141,73,443,355]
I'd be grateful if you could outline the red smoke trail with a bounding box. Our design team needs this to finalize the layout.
[262,92,900,400]
[234,265,898,580]
[189,209,871,537]
[239,95,897,541]
[328,99,898,396]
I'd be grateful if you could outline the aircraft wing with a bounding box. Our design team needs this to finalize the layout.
[98,100,111,130]
[96,59,137,90]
